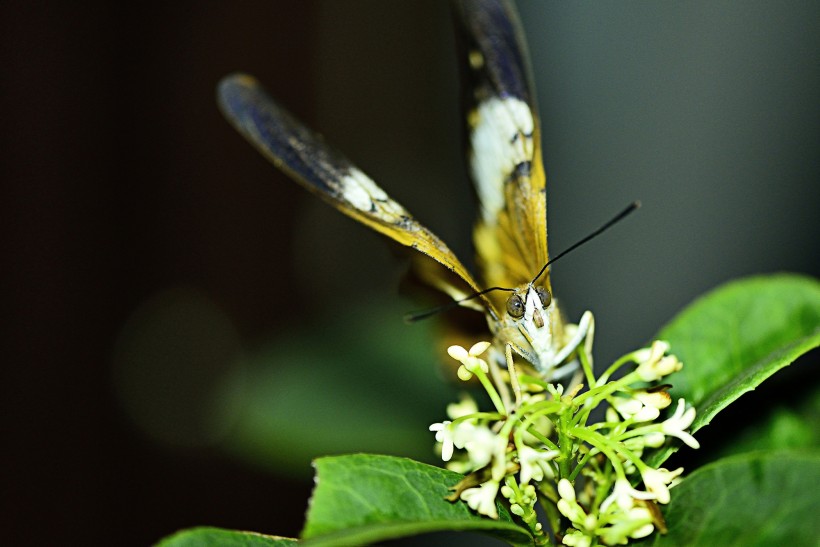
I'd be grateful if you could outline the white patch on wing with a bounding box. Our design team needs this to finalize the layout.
[339,167,408,221]
[470,97,534,224]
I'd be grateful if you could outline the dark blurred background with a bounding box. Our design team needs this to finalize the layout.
[2,1,818,545]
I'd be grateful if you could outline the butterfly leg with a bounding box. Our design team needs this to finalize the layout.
[487,346,512,412]
[549,311,595,381]
[505,343,523,408]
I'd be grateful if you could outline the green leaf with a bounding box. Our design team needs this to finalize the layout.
[647,274,820,465]
[638,451,820,546]
[156,526,297,546]
[710,384,820,460]
[301,454,531,546]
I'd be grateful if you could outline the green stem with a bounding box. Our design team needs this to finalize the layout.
[473,366,506,415]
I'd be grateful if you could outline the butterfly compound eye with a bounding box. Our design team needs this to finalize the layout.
[536,287,552,308]
[506,294,525,318]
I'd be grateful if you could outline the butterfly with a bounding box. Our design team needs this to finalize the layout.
[217,0,594,380]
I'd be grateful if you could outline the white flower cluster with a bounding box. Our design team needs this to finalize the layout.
[429,336,699,545]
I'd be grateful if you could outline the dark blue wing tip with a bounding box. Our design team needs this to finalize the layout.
[217,72,253,95]
[216,73,261,120]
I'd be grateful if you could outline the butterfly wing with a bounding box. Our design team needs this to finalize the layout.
[452,0,549,297]
[217,74,486,307]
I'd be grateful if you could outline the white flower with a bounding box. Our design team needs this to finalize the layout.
[429,421,455,461]
[606,406,622,424]
[634,389,672,410]
[557,479,588,526]
[583,513,598,533]
[547,383,565,398]
[641,467,683,504]
[633,340,669,365]
[600,478,655,512]
[451,421,478,448]
[558,478,576,502]
[630,522,655,540]
[447,345,469,360]
[444,460,472,474]
[637,356,682,382]
[611,396,660,422]
[448,341,491,379]
[622,436,647,455]
[611,388,671,423]
[611,396,642,417]
[557,499,584,525]
[518,445,559,484]
[599,506,655,545]
[460,480,500,519]
[429,419,487,462]
[461,424,500,469]
[642,431,666,448]
[634,405,660,422]
[446,394,478,420]
[661,399,700,449]
[562,529,592,547]
[520,483,537,505]
[634,341,682,381]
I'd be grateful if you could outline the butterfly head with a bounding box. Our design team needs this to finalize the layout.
[496,283,561,373]
[504,285,552,329]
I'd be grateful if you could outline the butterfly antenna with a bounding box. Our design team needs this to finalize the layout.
[407,201,640,322]
[404,285,514,323]
[531,201,641,285]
